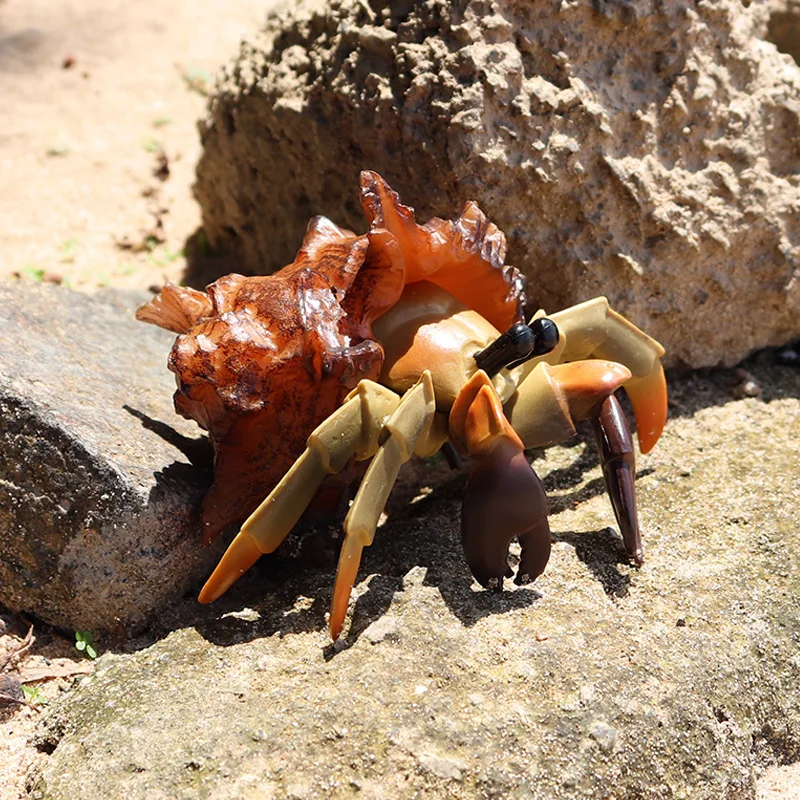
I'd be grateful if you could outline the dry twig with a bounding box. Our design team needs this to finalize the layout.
[0,624,35,673]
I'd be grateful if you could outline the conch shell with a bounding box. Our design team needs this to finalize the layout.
[137,171,525,541]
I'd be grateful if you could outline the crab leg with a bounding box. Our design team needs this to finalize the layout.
[329,371,447,640]
[591,394,641,564]
[198,381,401,604]
[504,360,632,450]
[506,360,647,564]
[531,298,667,453]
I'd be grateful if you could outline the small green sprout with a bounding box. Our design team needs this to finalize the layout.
[19,265,45,282]
[60,238,78,263]
[153,116,173,128]
[143,137,163,154]
[74,630,98,660]
[181,66,212,96]
[21,685,48,705]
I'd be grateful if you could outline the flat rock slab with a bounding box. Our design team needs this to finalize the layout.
[27,358,800,798]
[0,281,222,634]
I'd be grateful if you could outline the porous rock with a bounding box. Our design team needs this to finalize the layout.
[26,358,800,799]
[194,0,800,369]
[0,281,221,634]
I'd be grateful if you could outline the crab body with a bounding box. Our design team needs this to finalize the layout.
[138,172,667,640]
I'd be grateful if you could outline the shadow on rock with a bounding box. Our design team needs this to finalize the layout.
[187,467,601,654]
[554,528,633,599]
[127,359,800,652]
[181,228,246,291]
[123,404,214,473]
[664,349,800,421]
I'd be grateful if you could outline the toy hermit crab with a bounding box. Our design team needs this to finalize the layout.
[137,172,666,640]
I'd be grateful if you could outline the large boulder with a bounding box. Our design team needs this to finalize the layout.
[24,356,800,799]
[0,282,222,634]
[194,0,800,369]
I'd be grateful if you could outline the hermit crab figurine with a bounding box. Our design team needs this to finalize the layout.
[138,171,667,640]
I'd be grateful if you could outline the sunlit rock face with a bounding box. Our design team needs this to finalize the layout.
[195,0,800,368]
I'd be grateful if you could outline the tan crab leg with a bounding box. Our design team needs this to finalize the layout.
[504,360,632,450]
[450,370,552,589]
[329,371,447,640]
[198,381,401,604]
[533,298,667,453]
[506,360,645,564]
[617,368,667,455]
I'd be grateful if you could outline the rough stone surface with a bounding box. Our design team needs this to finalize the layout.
[0,281,223,634]
[26,356,800,799]
[194,0,800,369]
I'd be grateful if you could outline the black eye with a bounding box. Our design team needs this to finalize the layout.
[530,318,559,356]
[474,318,561,376]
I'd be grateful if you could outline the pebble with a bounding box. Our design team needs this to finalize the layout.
[589,721,618,754]
[362,616,399,645]
[776,347,799,366]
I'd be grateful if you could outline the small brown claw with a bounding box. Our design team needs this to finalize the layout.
[461,439,551,588]
[591,393,642,565]
[452,371,551,588]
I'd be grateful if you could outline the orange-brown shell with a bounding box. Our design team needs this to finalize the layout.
[359,171,525,332]
[137,172,526,541]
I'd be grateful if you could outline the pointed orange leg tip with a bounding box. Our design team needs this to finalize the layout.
[328,542,364,641]
[626,365,668,455]
[197,533,263,604]
[328,611,345,643]
[328,582,351,642]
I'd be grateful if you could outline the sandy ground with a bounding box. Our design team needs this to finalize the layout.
[0,0,265,291]
[1,0,798,798]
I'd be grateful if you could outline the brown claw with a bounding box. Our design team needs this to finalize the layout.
[591,393,643,565]
[461,440,551,588]
[452,371,551,588]
[516,516,553,585]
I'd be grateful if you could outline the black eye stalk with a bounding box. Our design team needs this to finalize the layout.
[474,318,560,378]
